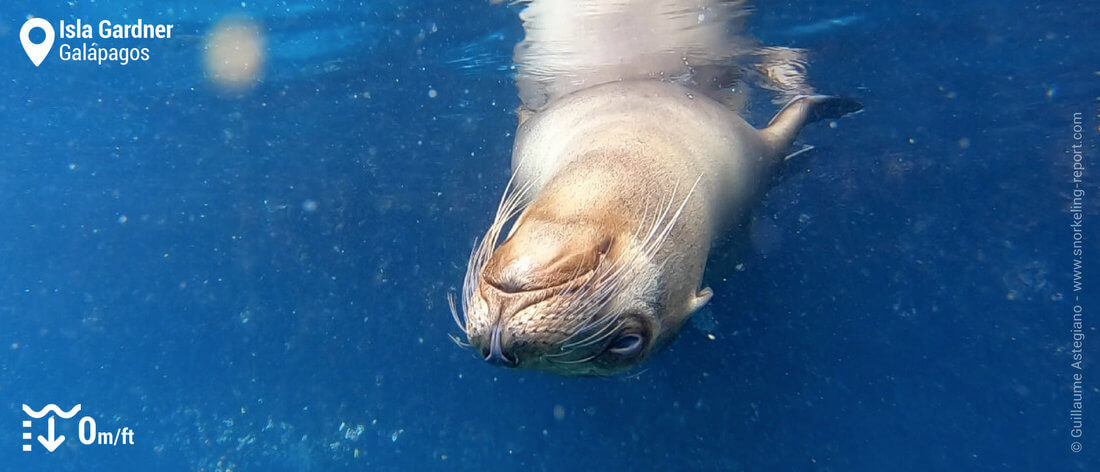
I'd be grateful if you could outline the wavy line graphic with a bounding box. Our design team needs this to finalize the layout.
[22,404,81,419]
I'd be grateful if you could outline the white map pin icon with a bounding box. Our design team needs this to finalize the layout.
[20,18,54,67]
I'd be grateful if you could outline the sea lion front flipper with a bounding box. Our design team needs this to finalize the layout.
[688,287,714,314]
[516,105,536,127]
[760,95,863,157]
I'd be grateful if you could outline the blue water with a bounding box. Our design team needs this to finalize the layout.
[2,1,1097,470]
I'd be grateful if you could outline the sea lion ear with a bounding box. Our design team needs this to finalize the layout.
[687,287,713,314]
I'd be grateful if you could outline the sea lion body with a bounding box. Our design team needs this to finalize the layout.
[452,0,860,376]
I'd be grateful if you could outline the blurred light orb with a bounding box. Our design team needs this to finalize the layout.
[203,18,265,91]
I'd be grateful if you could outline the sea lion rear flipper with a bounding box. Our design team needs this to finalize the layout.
[761,95,863,157]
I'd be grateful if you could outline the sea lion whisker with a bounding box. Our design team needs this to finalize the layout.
[558,248,645,334]
[483,188,528,247]
[562,310,618,346]
[542,346,598,360]
[563,265,611,306]
[559,278,608,326]
[560,274,621,330]
[562,317,624,350]
[490,157,534,224]
[630,199,657,242]
[635,200,651,240]
[639,176,701,261]
[571,316,619,346]
[563,321,626,353]
[546,353,599,365]
[447,292,466,333]
[637,186,676,253]
[543,348,576,358]
[485,180,534,246]
[555,257,611,315]
[571,275,623,318]
[576,236,643,306]
[461,233,485,314]
[447,332,472,348]
[483,177,535,250]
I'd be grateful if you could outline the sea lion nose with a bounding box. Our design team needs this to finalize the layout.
[483,324,517,367]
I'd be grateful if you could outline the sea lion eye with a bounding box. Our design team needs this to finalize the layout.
[607,333,644,356]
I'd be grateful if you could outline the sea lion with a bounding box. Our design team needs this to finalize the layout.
[451,0,860,376]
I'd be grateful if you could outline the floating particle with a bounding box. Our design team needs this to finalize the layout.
[344,424,364,441]
[203,18,265,91]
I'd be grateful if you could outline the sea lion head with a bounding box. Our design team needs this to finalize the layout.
[452,190,697,377]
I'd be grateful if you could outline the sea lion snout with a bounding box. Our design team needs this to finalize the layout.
[467,300,542,369]
[465,220,616,368]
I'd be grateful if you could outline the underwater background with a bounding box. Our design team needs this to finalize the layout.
[1,0,1097,470]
